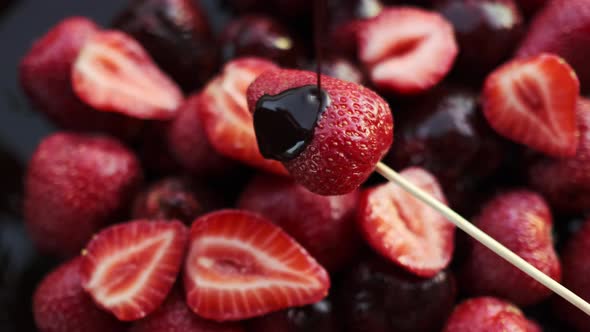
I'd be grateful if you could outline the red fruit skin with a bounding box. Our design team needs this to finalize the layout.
[460,190,561,306]
[529,99,590,214]
[19,17,143,140]
[166,93,235,176]
[552,219,590,331]
[33,258,126,332]
[130,290,244,332]
[443,297,540,332]
[516,0,590,89]
[24,132,143,257]
[247,69,393,195]
[200,58,287,175]
[357,167,455,277]
[237,174,361,271]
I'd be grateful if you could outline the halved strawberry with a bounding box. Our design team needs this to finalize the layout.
[199,58,287,175]
[81,220,188,321]
[72,30,183,120]
[482,53,580,157]
[183,209,330,321]
[357,167,455,277]
[358,7,458,94]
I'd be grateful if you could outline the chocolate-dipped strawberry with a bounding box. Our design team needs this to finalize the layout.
[247,69,393,195]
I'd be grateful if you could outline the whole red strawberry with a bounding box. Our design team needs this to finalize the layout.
[443,297,541,332]
[33,258,125,332]
[166,93,235,176]
[247,69,393,195]
[460,190,561,306]
[516,0,590,89]
[552,219,590,331]
[528,99,590,214]
[24,132,143,257]
[130,289,244,332]
[19,17,142,139]
[238,174,361,271]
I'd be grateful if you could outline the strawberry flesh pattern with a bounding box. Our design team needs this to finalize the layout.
[81,220,188,321]
[72,30,183,120]
[183,210,330,321]
[482,53,579,157]
[358,167,455,278]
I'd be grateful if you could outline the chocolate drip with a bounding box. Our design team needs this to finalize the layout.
[253,85,330,162]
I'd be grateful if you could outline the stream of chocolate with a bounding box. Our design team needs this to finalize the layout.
[314,0,325,92]
[251,0,330,162]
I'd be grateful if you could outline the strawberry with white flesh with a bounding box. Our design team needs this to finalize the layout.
[73,30,183,120]
[199,58,287,175]
[358,167,455,278]
[183,209,330,321]
[482,53,580,157]
[358,7,458,94]
[81,220,188,321]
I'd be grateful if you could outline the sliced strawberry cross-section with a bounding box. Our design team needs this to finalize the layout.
[358,7,458,94]
[199,58,287,175]
[81,220,188,321]
[184,209,330,321]
[358,167,455,278]
[482,53,580,157]
[73,30,183,120]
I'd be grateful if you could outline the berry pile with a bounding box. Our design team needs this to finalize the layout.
[11,0,590,331]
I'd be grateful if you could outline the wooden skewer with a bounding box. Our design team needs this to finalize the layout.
[375,161,590,316]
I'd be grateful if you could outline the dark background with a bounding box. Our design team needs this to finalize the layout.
[0,1,226,331]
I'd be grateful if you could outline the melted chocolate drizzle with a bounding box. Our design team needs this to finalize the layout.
[252,0,328,162]
[253,85,330,162]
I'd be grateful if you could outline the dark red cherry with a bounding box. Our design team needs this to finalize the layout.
[385,84,507,216]
[113,0,218,91]
[220,15,302,66]
[224,0,312,18]
[132,177,227,224]
[305,57,366,84]
[327,0,384,56]
[247,298,338,332]
[328,0,384,25]
[338,257,456,332]
[434,0,524,78]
